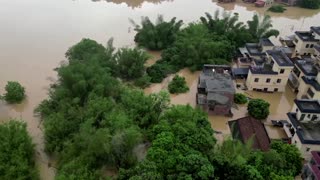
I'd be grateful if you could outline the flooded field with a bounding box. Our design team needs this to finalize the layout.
[0,0,319,179]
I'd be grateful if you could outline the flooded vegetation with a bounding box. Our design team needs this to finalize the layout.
[0,0,319,179]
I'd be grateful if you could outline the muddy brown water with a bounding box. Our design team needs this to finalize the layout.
[0,0,319,179]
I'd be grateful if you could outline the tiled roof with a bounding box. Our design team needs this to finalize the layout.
[266,50,294,67]
[229,116,270,151]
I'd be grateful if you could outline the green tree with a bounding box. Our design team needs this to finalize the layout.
[247,14,280,41]
[3,81,26,103]
[131,15,183,50]
[234,93,248,104]
[0,120,39,180]
[298,0,320,9]
[168,75,189,94]
[247,99,270,119]
[268,5,287,13]
[114,48,149,80]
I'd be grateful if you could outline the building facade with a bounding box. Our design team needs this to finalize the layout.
[246,50,294,92]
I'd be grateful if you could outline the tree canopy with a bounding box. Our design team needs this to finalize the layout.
[234,93,248,104]
[247,98,270,119]
[3,81,26,104]
[168,75,189,94]
[0,120,38,180]
[131,15,183,50]
[298,0,320,9]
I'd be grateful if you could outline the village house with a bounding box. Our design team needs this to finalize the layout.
[301,151,320,179]
[284,99,320,160]
[229,116,270,151]
[245,49,294,92]
[296,68,320,100]
[197,65,235,116]
[288,57,320,92]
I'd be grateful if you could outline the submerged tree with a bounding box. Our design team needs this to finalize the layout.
[247,14,279,41]
[131,15,183,50]
[3,81,26,104]
[247,98,270,120]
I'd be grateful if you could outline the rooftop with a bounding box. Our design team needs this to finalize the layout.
[287,112,320,145]
[302,76,320,91]
[294,99,320,114]
[259,38,274,46]
[295,31,319,42]
[267,50,294,67]
[311,151,320,165]
[295,59,318,76]
[232,68,249,76]
[229,116,270,151]
[245,43,265,56]
[311,26,320,36]
[249,64,278,75]
[198,65,235,94]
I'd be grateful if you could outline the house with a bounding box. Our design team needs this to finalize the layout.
[314,45,320,61]
[288,57,319,92]
[229,116,270,151]
[301,151,320,179]
[297,68,320,100]
[293,31,319,56]
[237,38,275,68]
[197,65,235,116]
[246,50,294,92]
[285,99,320,160]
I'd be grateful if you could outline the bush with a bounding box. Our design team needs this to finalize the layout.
[0,120,38,179]
[134,75,151,88]
[298,0,320,9]
[4,81,26,103]
[268,5,287,13]
[234,93,248,104]
[168,75,189,94]
[147,61,177,83]
[247,99,270,120]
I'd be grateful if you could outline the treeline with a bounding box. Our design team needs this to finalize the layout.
[0,120,39,180]
[35,36,302,179]
[132,12,279,83]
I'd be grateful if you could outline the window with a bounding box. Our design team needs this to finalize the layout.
[312,115,317,121]
[280,69,285,74]
[295,140,297,144]
[306,147,310,152]
[307,114,311,118]
[264,88,268,92]
[307,88,315,98]
[300,114,306,121]
[266,78,271,83]
[274,88,278,92]
[296,108,298,112]
[310,44,314,48]
[254,78,259,82]
[306,44,309,48]
[277,79,281,83]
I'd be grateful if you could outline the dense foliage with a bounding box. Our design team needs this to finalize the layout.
[298,0,320,9]
[131,15,183,50]
[0,120,38,180]
[36,38,302,179]
[247,98,270,119]
[234,93,248,104]
[146,11,279,83]
[3,81,26,103]
[168,75,189,94]
[268,5,287,13]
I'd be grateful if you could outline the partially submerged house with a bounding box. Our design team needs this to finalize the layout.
[229,116,270,151]
[197,65,235,116]
[246,50,294,92]
[302,151,320,179]
[284,99,320,160]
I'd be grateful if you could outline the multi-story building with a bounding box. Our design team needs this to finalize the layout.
[197,65,235,116]
[301,151,320,179]
[285,99,320,160]
[297,69,320,99]
[293,27,320,56]
[246,50,294,92]
[288,57,319,92]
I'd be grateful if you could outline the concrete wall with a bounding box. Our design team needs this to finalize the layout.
[291,104,320,122]
[294,35,318,55]
[262,45,274,52]
[297,80,310,98]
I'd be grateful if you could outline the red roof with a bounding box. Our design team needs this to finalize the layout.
[229,116,270,151]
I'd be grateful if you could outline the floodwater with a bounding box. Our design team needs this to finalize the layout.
[0,0,319,179]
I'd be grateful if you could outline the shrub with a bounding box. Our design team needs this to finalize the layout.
[4,81,26,104]
[134,75,151,88]
[268,5,287,13]
[234,93,248,104]
[298,0,320,9]
[147,61,177,83]
[247,99,270,120]
[168,75,189,94]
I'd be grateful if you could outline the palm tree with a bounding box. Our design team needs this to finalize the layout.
[247,14,279,41]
